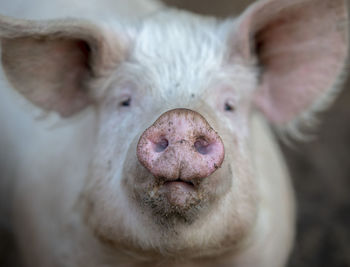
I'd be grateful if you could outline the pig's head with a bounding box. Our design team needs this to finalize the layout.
[0,0,348,260]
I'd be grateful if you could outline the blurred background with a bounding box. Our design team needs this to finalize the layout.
[161,0,350,266]
[1,0,349,266]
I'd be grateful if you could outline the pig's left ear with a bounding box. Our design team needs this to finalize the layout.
[231,0,349,127]
[0,15,126,117]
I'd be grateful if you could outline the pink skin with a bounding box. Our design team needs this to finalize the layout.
[137,108,225,206]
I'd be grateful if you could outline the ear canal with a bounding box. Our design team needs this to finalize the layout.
[232,0,349,127]
[0,15,125,117]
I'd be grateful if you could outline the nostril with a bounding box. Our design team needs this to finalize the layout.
[154,138,169,153]
[194,137,211,155]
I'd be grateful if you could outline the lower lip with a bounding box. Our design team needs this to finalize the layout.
[162,181,196,206]
[164,180,194,188]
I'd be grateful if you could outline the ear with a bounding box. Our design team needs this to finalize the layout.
[0,15,126,117]
[232,0,349,128]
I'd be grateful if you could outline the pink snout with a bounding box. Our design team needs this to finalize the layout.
[137,109,225,182]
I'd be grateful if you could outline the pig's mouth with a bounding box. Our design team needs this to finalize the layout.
[164,178,195,187]
[134,175,206,226]
[130,164,229,227]
[158,177,197,207]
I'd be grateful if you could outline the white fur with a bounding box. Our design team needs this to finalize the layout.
[4,0,338,267]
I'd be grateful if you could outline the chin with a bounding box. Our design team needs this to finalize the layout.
[128,158,233,230]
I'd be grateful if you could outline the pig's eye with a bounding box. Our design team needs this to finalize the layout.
[224,101,235,112]
[120,96,132,107]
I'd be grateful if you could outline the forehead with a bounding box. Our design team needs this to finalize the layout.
[110,11,257,103]
[127,12,229,96]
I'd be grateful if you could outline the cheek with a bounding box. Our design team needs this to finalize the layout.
[226,113,250,142]
[211,107,251,155]
[92,111,138,182]
[205,93,253,142]
[95,102,162,185]
[211,108,252,176]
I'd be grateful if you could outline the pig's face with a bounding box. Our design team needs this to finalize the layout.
[83,14,259,254]
[0,0,348,261]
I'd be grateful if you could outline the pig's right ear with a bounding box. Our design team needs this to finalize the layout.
[0,15,126,117]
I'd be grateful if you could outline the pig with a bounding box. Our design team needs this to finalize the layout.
[0,0,348,266]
